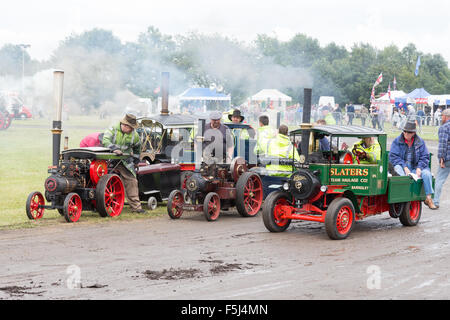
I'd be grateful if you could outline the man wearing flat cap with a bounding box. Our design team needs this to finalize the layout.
[389,121,436,209]
[202,111,234,163]
[102,113,145,213]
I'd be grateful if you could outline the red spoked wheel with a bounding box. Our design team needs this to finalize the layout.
[236,172,263,217]
[3,114,12,129]
[89,160,108,185]
[325,197,355,240]
[63,193,82,223]
[167,190,184,219]
[95,174,125,217]
[399,201,422,226]
[262,191,292,232]
[203,192,221,221]
[0,112,5,130]
[26,191,45,220]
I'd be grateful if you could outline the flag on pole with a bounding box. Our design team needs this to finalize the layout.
[393,76,397,90]
[388,83,391,100]
[415,56,421,76]
[373,73,383,87]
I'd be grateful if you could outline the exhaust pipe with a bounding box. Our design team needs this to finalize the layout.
[160,72,169,116]
[300,88,312,161]
[51,70,64,166]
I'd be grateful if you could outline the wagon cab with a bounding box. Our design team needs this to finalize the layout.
[261,124,433,240]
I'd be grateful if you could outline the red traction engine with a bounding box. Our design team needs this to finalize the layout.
[26,148,126,223]
[167,157,263,221]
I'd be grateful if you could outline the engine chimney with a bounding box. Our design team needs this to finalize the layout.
[51,70,64,166]
[300,88,312,161]
[160,72,169,116]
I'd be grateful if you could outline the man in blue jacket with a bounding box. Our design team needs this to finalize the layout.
[389,121,436,209]
[433,108,450,209]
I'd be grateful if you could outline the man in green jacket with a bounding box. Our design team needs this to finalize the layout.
[103,114,145,213]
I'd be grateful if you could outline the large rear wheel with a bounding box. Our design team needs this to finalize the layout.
[26,191,45,220]
[236,172,263,217]
[95,174,125,217]
[262,191,292,232]
[325,197,355,240]
[399,201,422,226]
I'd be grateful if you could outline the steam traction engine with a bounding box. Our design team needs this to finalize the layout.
[167,157,263,221]
[26,148,126,223]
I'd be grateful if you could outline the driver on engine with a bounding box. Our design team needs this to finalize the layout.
[351,136,381,164]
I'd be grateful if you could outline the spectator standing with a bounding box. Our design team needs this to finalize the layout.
[416,107,425,132]
[433,109,450,209]
[392,108,400,128]
[434,107,442,126]
[346,103,355,125]
[370,104,379,129]
[360,106,368,126]
[333,103,341,125]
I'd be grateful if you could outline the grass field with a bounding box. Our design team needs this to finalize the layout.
[0,115,439,230]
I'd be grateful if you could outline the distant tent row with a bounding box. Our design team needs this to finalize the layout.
[177,87,293,111]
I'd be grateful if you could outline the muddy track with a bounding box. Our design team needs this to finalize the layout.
[0,140,449,300]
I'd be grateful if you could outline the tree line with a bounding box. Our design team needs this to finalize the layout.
[0,26,449,111]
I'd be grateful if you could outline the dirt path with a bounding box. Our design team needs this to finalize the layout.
[1,140,449,300]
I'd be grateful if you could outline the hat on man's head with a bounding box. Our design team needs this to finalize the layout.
[228,109,244,122]
[209,111,222,120]
[402,121,416,133]
[120,113,138,129]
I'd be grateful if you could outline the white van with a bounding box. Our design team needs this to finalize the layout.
[318,96,335,107]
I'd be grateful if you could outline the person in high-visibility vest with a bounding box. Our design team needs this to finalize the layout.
[265,124,300,175]
[351,136,381,164]
[255,115,276,156]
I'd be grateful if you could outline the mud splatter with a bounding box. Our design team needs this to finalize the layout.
[143,268,201,280]
[210,263,245,274]
[0,285,45,297]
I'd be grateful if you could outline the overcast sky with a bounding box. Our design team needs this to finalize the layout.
[1,0,449,64]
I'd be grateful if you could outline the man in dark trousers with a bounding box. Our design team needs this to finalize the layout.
[433,108,450,209]
[346,103,355,125]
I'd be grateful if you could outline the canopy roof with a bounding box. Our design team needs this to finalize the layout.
[139,114,198,129]
[428,94,450,105]
[178,88,230,101]
[250,89,292,101]
[290,125,385,137]
[405,88,431,99]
